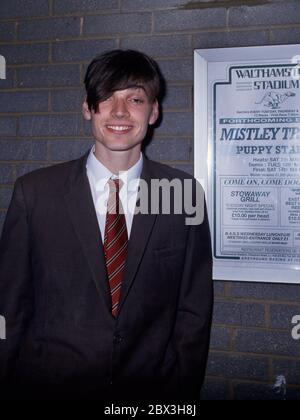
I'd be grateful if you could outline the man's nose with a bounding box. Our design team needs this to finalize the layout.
[111,98,130,118]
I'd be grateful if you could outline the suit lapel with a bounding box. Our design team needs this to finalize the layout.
[63,152,112,311]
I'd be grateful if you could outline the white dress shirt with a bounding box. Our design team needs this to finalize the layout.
[86,146,143,242]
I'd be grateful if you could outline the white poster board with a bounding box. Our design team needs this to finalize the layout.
[194,45,300,283]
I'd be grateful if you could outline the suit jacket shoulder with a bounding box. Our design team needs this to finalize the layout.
[144,157,195,182]
[14,152,89,210]
[18,155,85,189]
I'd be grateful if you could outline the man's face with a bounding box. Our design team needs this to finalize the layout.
[83,87,159,153]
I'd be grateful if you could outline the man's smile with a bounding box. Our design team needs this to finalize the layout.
[106,125,134,134]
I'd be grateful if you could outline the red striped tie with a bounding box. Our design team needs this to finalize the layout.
[104,178,128,318]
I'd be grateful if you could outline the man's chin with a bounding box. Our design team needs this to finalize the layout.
[100,140,142,152]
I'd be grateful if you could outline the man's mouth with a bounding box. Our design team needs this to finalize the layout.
[106,125,133,134]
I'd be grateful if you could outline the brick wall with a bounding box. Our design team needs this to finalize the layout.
[0,0,300,400]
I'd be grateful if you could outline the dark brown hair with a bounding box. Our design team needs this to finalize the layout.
[84,49,165,112]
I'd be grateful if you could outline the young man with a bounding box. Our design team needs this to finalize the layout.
[0,50,213,401]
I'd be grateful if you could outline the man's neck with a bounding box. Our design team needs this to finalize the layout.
[93,143,141,174]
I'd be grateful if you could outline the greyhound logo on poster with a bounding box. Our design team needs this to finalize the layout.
[214,62,300,270]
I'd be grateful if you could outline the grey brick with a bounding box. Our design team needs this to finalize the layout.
[84,13,151,36]
[214,280,226,297]
[18,17,80,42]
[235,329,300,357]
[229,1,300,27]
[0,164,13,184]
[0,0,49,19]
[17,65,80,88]
[158,59,193,82]
[19,115,82,137]
[0,43,49,65]
[207,352,269,381]
[81,62,89,81]
[156,111,193,136]
[53,0,119,15]
[0,140,47,161]
[145,138,191,162]
[15,163,48,179]
[0,117,17,136]
[270,304,300,329]
[270,27,300,45]
[210,326,231,351]
[273,359,300,386]
[51,89,85,112]
[122,0,190,10]
[0,68,15,90]
[121,35,191,58]
[52,39,117,63]
[193,29,268,49]
[0,92,48,113]
[163,86,191,110]
[230,282,300,302]
[234,382,283,401]
[0,23,16,42]
[213,301,265,328]
[49,139,94,161]
[0,187,13,209]
[201,378,228,401]
[154,9,226,32]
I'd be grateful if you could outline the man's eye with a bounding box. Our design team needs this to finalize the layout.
[130,98,144,104]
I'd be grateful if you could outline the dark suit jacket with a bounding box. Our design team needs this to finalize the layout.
[0,151,213,401]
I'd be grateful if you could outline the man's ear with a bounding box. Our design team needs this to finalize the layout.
[82,100,92,121]
[149,100,159,126]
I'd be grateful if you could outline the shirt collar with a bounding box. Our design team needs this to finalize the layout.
[86,145,143,192]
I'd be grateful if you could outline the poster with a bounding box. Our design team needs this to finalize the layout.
[194,45,300,283]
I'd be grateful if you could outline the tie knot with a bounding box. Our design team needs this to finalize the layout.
[108,177,123,193]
